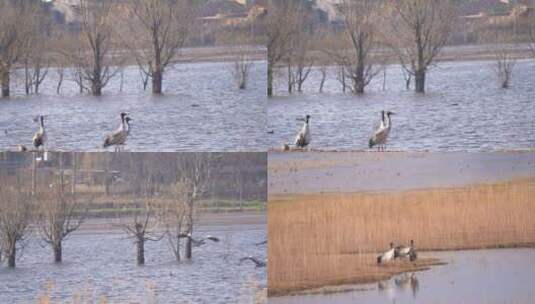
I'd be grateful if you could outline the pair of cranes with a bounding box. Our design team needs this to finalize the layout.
[25,112,133,152]
[292,111,396,151]
[377,240,417,264]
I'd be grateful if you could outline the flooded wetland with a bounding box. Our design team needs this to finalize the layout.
[268,59,535,152]
[0,60,267,152]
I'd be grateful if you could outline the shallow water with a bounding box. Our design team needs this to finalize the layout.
[268,59,535,151]
[268,151,535,194]
[0,217,267,303]
[0,60,267,152]
[269,248,535,304]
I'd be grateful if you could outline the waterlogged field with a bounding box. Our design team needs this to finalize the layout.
[0,214,267,304]
[268,58,535,151]
[0,59,267,152]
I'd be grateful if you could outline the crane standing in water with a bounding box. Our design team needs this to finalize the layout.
[294,114,311,149]
[369,111,395,151]
[103,112,131,151]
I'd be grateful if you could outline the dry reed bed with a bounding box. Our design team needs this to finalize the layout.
[268,178,535,296]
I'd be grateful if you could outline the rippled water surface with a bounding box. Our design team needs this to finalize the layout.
[268,59,535,151]
[0,216,266,303]
[269,248,535,304]
[0,60,267,151]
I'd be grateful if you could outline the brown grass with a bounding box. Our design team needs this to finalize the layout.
[268,178,535,296]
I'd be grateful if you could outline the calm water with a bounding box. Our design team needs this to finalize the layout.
[0,218,267,303]
[269,248,535,304]
[0,60,267,152]
[268,59,535,151]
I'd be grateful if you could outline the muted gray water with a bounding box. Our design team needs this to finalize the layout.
[268,59,535,151]
[268,151,535,194]
[0,219,266,303]
[269,249,535,304]
[0,60,267,152]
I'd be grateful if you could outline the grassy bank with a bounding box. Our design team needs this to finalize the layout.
[268,178,535,296]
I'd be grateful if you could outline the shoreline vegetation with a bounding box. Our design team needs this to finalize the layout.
[268,178,535,297]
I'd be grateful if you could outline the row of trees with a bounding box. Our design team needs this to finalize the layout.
[267,0,455,95]
[0,153,230,267]
[267,0,535,96]
[0,0,258,98]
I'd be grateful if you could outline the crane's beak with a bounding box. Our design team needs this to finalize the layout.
[296,118,305,122]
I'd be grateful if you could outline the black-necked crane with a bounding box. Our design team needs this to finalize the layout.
[377,242,395,264]
[179,233,220,247]
[240,256,266,268]
[369,111,395,151]
[294,114,311,148]
[103,112,129,151]
[395,240,417,261]
[32,115,46,150]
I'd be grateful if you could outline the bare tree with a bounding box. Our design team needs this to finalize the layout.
[125,0,195,95]
[336,63,347,93]
[386,0,456,93]
[120,177,162,265]
[228,31,255,90]
[37,155,87,263]
[158,182,189,262]
[0,181,32,268]
[233,46,255,90]
[490,34,517,89]
[318,64,328,93]
[63,0,121,96]
[55,65,66,95]
[0,1,38,97]
[266,1,302,96]
[176,153,216,260]
[288,30,314,93]
[331,0,382,94]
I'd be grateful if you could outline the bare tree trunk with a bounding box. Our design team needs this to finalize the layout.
[24,60,32,95]
[53,241,62,263]
[185,236,192,259]
[137,236,145,265]
[152,68,163,95]
[7,243,16,268]
[1,69,10,97]
[92,63,103,96]
[354,62,365,94]
[175,235,181,262]
[287,62,293,93]
[319,67,326,93]
[415,69,425,93]
[267,63,274,96]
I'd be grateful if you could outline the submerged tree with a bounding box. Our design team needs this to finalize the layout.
[266,0,302,96]
[334,0,382,94]
[120,177,162,265]
[176,153,216,260]
[0,180,32,268]
[0,1,39,97]
[37,155,87,263]
[125,0,195,95]
[386,0,456,93]
[63,0,121,96]
[491,34,517,89]
[158,182,189,262]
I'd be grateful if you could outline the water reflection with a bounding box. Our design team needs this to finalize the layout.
[268,249,535,304]
[377,273,419,301]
